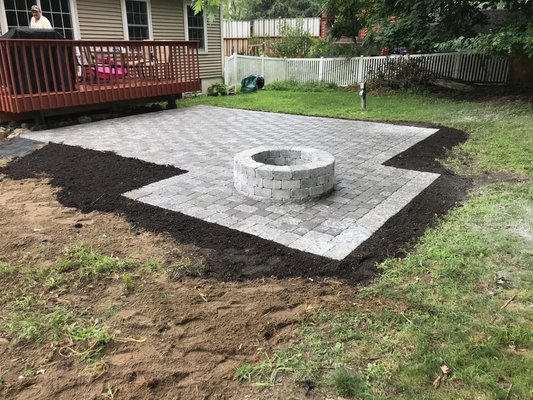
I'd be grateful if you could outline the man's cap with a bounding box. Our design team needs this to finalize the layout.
[31,5,41,12]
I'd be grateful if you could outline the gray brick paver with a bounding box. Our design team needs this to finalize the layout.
[24,105,439,260]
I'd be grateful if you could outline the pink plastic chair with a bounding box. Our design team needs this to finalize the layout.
[90,65,128,80]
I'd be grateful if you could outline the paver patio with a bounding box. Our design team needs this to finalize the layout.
[24,105,440,260]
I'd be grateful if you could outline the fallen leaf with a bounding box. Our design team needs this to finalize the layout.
[432,375,442,389]
[440,365,451,374]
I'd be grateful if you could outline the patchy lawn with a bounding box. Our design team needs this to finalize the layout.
[1,87,532,399]
[180,88,533,399]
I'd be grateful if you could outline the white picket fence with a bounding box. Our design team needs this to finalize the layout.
[224,53,509,87]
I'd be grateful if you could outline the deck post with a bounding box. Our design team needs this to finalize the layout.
[34,110,46,126]
[166,95,177,109]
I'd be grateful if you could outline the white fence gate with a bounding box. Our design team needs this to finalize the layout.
[224,53,509,87]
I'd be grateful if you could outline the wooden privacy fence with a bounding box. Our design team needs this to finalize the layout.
[223,17,321,56]
[0,39,200,121]
[224,52,509,87]
[223,18,320,38]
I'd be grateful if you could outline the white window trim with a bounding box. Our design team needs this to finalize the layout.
[121,0,153,40]
[183,1,208,54]
[0,1,8,34]
[219,4,223,73]
[70,0,81,39]
[0,0,80,38]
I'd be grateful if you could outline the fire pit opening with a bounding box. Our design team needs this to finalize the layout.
[234,147,335,201]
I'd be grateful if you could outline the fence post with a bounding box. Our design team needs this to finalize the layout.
[358,55,364,83]
[284,57,288,81]
[319,56,324,82]
[261,55,265,77]
[224,55,229,85]
[453,53,461,80]
[233,52,238,87]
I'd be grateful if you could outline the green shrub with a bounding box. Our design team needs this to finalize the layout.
[367,57,434,93]
[208,82,229,96]
[309,38,362,58]
[270,21,314,58]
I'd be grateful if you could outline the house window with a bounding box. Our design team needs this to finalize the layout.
[4,0,74,39]
[40,0,74,39]
[5,0,36,30]
[126,0,149,40]
[186,5,205,50]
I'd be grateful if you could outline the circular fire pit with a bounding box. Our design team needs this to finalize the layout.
[234,146,335,201]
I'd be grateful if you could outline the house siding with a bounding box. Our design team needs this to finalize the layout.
[77,0,125,40]
[151,0,185,40]
[201,16,223,79]
[151,0,222,79]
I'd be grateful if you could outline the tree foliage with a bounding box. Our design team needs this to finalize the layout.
[270,21,314,57]
[324,0,375,40]
[222,0,323,20]
[323,0,533,56]
[438,1,533,57]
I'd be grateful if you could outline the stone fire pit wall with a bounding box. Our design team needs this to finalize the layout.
[234,146,335,201]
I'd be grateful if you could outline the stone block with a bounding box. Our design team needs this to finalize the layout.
[291,188,310,199]
[272,189,291,200]
[301,177,318,188]
[254,187,272,198]
[243,166,255,177]
[246,176,262,187]
[272,166,292,180]
[309,185,325,197]
[309,166,326,177]
[291,166,310,179]
[256,165,274,179]
[262,179,282,189]
[317,175,327,185]
[281,179,301,190]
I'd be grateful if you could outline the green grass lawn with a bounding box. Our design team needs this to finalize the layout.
[180,87,533,399]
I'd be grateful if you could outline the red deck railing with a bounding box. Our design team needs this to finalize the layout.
[0,39,200,121]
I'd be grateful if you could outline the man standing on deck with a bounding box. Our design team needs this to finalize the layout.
[29,5,52,29]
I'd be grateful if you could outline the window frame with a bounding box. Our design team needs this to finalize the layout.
[121,0,153,41]
[0,0,80,38]
[183,2,208,53]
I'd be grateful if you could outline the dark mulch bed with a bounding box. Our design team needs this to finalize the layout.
[1,126,471,284]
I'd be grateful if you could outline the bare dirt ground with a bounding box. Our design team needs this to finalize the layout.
[0,175,354,399]
[0,122,470,399]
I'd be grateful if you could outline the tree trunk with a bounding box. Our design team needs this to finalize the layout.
[508,51,533,88]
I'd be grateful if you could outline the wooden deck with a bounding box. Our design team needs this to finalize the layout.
[0,39,200,122]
